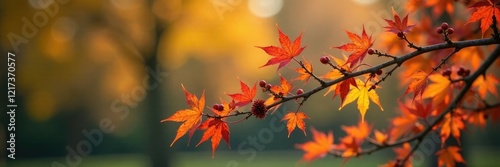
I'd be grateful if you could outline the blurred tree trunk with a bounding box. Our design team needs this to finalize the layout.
[145,14,170,166]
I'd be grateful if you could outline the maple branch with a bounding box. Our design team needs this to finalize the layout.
[374,50,397,60]
[293,58,326,85]
[492,15,500,39]
[203,110,252,119]
[401,34,422,50]
[461,102,500,112]
[267,37,500,110]
[369,64,400,91]
[431,48,461,73]
[327,61,350,75]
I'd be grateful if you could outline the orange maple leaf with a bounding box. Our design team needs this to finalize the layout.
[405,0,426,13]
[389,101,423,141]
[464,109,487,128]
[257,25,306,71]
[467,0,500,37]
[335,122,371,164]
[393,142,413,167]
[439,113,465,146]
[423,73,452,104]
[436,146,466,167]
[333,26,374,67]
[265,75,292,111]
[452,47,484,70]
[406,100,433,119]
[426,0,455,15]
[227,80,257,107]
[472,74,499,99]
[338,136,361,159]
[384,7,416,34]
[342,121,372,142]
[196,118,230,158]
[295,128,334,163]
[293,58,313,83]
[161,84,204,146]
[404,69,428,102]
[321,54,359,103]
[339,79,384,122]
[282,112,309,138]
[374,130,388,144]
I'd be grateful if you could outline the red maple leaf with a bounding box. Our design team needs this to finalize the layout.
[333,26,374,67]
[227,80,256,107]
[403,69,428,101]
[405,101,433,119]
[161,84,204,146]
[196,100,234,158]
[196,118,230,158]
[467,0,500,36]
[257,25,306,71]
[321,55,358,103]
[384,7,416,34]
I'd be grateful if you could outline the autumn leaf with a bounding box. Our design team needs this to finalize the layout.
[406,100,433,119]
[467,0,500,37]
[394,142,412,167]
[374,130,388,144]
[472,74,499,98]
[257,25,306,71]
[295,128,334,163]
[423,73,452,104]
[405,0,426,13]
[403,69,428,101]
[333,26,374,67]
[384,7,416,34]
[282,112,309,137]
[342,121,372,142]
[265,75,293,112]
[389,101,423,141]
[339,79,384,122]
[436,146,466,167]
[338,136,361,159]
[465,109,487,128]
[439,113,465,146]
[321,54,358,101]
[293,58,313,83]
[161,84,204,146]
[196,118,230,158]
[227,80,257,107]
[452,47,484,70]
[196,100,234,158]
[426,0,455,15]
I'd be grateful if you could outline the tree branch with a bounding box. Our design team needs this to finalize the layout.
[267,37,500,109]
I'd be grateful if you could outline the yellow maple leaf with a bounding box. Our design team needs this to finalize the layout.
[339,79,384,122]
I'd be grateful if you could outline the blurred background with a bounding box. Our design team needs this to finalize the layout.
[0,0,499,166]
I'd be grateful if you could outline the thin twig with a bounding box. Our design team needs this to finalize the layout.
[293,58,326,85]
